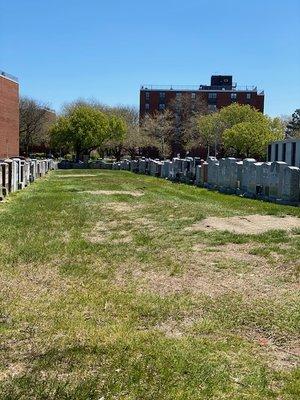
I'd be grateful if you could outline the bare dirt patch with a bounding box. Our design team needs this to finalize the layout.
[104,202,142,212]
[155,318,195,338]
[134,217,159,232]
[115,242,298,300]
[244,332,300,371]
[85,215,160,244]
[0,362,26,382]
[86,222,133,244]
[187,214,300,234]
[84,190,144,197]
[197,243,266,265]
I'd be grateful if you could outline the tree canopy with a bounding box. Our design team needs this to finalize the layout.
[50,104,126,160]
[194,104,285,159]
[218,103,265,128]
[102,106,144,160]
[223,120,283,158]
[185,112,222,157]
[287,109,300,138]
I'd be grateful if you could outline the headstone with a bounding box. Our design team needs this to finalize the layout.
[217,158,226,191]
[260,162,271,199]
[5,159,18,192]
[269,161,287,201]
[161,160,171,178]
[246,162,263,197]
[206,156,219,188]
[172,158,182,181]
[241,158,256,194]
[280,166,300,204]
[0,161,9,196]
[130,160,139,173]
[195,164,201,186]
[138,159,147,174]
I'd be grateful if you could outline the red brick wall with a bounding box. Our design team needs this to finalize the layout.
[0,75,19,158]
[140,90,265,118]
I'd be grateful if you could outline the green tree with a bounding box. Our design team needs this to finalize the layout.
[287,109,300,137]
[218,103,266,128]
[186,112,222,157]
[223,120,284,158]
[103,114,127,160]
[102,106,140,159]
[192,104,284,159]
[50,105,110,161]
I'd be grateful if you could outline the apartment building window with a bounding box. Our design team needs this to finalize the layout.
[145,103,150,111]
[159,103,166,110]
[231,93,237,101]
[176,92,181,98]
[191,92,196,99]
[208,93,217,106]
[208,104,217,112]
[145,92,150,100]
[246,93,251,100]
[159,92,165,100]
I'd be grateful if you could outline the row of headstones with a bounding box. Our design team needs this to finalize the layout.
[0,158,58,201]
[205,157,300,205]
[111,156,300,206]
[58,159,115,169]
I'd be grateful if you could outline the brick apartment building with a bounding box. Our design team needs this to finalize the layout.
[0,71,19,158]
[140,75,264,118]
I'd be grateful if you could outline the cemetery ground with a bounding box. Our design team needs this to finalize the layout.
[0,170,299,400]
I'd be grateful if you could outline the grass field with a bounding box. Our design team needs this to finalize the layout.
[0,169,299,399]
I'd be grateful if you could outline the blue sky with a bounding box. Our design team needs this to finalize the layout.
[1,0,299,117]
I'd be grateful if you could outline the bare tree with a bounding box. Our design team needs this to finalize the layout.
[141,110,174,158]
[20,97,56,156]
[168,93,208,155]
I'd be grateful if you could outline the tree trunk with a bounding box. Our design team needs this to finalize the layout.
[115,146,122,161]
[207,145,210,159]
[75,148,81,163]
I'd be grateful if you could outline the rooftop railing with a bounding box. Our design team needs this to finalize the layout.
[0,70,18,83]
[141,84,263,93]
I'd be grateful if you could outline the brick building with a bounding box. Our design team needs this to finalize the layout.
[140,75,264,118]
[0,71,19,158]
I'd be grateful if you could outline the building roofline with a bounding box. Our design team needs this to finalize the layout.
[271,138,300,144]
[140,84,263,94]
[0,70,19,83]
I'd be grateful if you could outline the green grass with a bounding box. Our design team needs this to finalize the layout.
[0,169,299,399]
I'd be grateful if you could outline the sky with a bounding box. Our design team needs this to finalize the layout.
[1,0,300,117]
